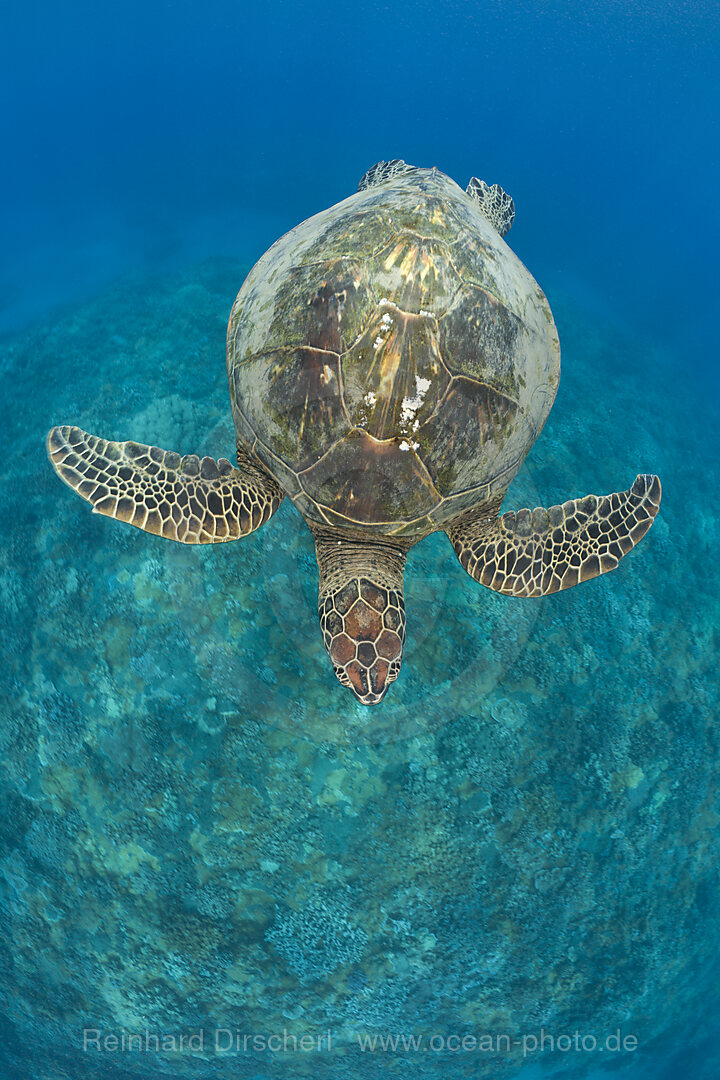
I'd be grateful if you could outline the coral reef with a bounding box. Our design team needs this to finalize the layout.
[0,260,718,1079]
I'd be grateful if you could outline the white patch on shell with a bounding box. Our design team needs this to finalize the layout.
[398,439,419,452]
[400,375,432,433]
[373,310,395,350]
[358,389,377,429]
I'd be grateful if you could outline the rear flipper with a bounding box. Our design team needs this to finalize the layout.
[46,425,284,544]
[447,474,661,597]
[466,177,515,237]
[357,159,416,191]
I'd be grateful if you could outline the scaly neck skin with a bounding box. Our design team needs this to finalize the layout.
[309,524,412,706]
[311,525,411,595]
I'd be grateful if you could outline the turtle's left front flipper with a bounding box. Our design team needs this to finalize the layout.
[447,474,661,597]
[46,425,284,544]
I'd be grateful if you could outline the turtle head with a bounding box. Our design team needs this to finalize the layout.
[312,529,409,706]
[320,579,405,705]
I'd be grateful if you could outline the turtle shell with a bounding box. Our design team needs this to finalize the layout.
[227,167,560,537]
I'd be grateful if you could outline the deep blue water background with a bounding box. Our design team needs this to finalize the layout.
[2,0,719,365]
[2,2,719,1079]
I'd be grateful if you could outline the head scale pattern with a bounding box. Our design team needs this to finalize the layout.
[320,578,406,705]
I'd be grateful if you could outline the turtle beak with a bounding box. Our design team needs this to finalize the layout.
[335,637,402,705]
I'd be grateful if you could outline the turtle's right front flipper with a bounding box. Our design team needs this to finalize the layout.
[447,474,661,596]
[46,425,284,544]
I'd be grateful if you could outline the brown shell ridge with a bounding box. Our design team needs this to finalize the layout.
[335,350,352,428]
[411,373,522,496]
[282,208,406,267]
[428,490,491,526]
[387,228,452,248]
[437,279,510,322]
[286,226,399,263]
[238,425,301,499]
[306,505,436,540]
[298,428,444,526]
[295,478,438,536]
[444,253,534,326]
[433,450,526,501]
[338,303,449,376]
[434,280,467,322]
[458,277,548,329]
[416,370,521,441]
[238,343,343,364]
[303,471,510,533]
[433,345,455,382]
[375,233,457,285]
[257,425,529,521]
[293,426,437,478]
[286,452,520,536]
[450,371,519,412]
[290,482,321,512]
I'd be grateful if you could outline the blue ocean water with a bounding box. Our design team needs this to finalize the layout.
[1,2,719,1079]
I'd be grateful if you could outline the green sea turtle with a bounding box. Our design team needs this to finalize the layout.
[47,160,662,705]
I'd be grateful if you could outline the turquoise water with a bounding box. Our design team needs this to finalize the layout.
[2,2,719,1078]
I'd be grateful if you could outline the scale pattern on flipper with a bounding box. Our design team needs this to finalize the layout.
[466,177,515,237]
[47,425,283,544]
[357,159,416,191]
[448,474,662,597]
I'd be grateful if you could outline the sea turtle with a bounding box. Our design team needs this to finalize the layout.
[47,160,662,705]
